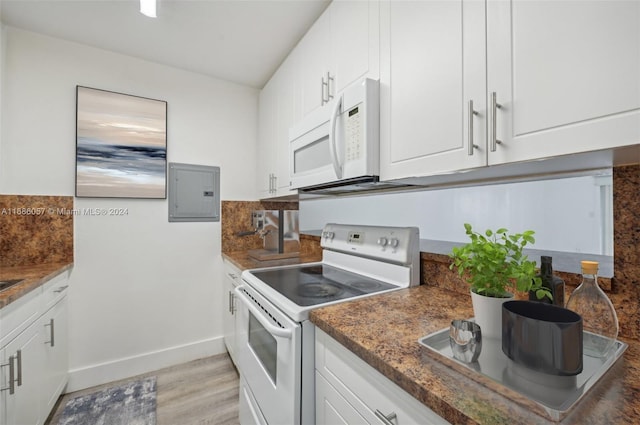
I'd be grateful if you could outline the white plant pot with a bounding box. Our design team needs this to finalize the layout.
[470,290,514,340]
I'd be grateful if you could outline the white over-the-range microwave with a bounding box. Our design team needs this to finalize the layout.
[289,78,380,193]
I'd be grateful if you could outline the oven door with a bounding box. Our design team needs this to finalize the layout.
[235,284,302,425]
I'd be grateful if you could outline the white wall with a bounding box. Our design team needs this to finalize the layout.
[300,174,612,255]
[0,27,258,390]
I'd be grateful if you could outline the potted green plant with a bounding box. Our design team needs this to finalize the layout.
[449,223,551,339]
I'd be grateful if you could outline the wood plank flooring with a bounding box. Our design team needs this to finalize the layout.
[46,353,240,425]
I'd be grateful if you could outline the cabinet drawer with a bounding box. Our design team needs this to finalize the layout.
[41,272,70,311]
[223,261,242,285]
[0,288,42,348]
[316,329,450,425]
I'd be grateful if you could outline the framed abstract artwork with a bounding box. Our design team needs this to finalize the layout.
[75,86,167,198]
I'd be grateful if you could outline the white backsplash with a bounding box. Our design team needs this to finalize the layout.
[300,172,613,256]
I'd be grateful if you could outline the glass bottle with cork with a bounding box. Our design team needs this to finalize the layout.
[566,260,619,358]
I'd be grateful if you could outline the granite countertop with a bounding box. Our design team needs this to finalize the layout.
[0,262,74,309]
[310,285,640,425]
[222,250,322,271]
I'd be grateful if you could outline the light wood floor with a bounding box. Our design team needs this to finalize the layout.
[46,353,240,425]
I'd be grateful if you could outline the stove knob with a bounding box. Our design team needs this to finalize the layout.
[377,237,388,247]
[326,231,335,240]
[389,238,399,248]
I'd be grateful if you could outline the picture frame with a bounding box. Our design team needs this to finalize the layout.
[75,86,167,198]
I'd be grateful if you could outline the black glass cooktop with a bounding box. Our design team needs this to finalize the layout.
[250,264,397,306]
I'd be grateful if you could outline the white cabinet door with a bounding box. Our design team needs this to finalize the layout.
[316,372,368,425]
[40,296,69,418]
[275,53,298,196]
[1,319,44,425]
[299,10,332,117]
[257,52,299,199]
[315,329,450,425]
[299,1,378,118]
[257,78,278,198]
[487,0,640,165]
[330,0,379,96]
[380,0,487,181]
[222,261,241,367]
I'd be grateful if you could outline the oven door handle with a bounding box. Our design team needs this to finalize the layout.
[235,286,293,339]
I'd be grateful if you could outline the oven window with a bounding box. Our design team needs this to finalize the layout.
[248,312,277,383]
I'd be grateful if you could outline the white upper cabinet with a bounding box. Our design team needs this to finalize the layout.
[380,0,487,181]
[380,0,640,181]
[256,77,277,198]
[297,0,380,118]
[330,0,380,95]
[256,51,299,199]
[299,10,332,117]
[275,51,299,195]
[487,0,640,165]
[257,0,380,199]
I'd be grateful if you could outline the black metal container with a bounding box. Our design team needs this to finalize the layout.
[502,300,583,376]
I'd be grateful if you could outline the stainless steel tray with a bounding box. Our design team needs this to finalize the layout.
[418,324,627,422]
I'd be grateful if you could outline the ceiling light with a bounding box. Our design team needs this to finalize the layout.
[140,0,157,18]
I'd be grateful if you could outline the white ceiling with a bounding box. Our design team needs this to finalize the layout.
[0,0,331,89]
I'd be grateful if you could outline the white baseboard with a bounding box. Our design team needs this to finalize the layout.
[66,336,226,392]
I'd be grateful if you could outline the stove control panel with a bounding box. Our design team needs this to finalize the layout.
[321,223,419,265]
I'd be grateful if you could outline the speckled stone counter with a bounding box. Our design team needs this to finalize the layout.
[0,262,73,309]
[310,285,640,425]
[222,249,321,272]
[0,195,74,268]
[1,194,74,309]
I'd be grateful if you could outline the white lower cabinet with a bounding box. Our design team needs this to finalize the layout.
[222,260,241,367]
[0,271,70,425]
[1,319,43,425]
[315,329,450,425]
[40,296,69,418]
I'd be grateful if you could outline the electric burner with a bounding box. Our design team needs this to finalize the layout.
[249,263,398,307]
[298,283,343,298]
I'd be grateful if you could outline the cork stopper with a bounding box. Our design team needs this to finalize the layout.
[581,260,599,275]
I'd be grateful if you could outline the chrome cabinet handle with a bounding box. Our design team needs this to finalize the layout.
[374,409,397,425]
[53,285,69,293]
[326,72,334,101]
[490,92,503,152]
[1,355,15,395]
[468,100,479,156]
[45,318,55,347]
[268,173,277,194]
[15,350,22,387]
[321,76,328,105]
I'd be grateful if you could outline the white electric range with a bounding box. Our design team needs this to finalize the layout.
[235,223,420,425]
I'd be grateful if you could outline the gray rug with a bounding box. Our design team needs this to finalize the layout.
[58,377,157,425]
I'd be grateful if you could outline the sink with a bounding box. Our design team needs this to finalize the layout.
[0,279,24,293]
